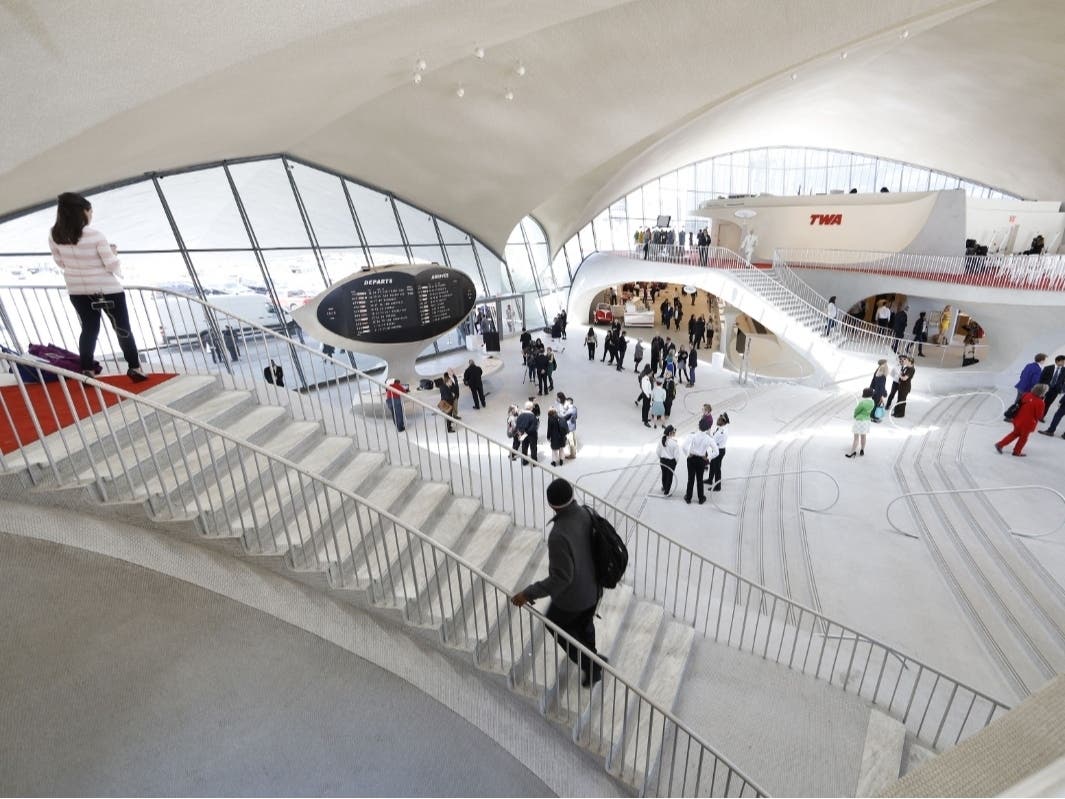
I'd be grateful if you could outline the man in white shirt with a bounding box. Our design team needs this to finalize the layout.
[683,425,719,504]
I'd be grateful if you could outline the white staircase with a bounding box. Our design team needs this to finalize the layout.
[0,374,735,797]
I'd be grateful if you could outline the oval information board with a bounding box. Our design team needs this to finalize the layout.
[315,265,477,344]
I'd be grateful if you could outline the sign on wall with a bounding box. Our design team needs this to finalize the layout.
[315,265,477,344]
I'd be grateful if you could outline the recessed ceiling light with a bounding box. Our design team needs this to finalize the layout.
[413,72,423,85]
[474,46,485,59]
[790,72,798,81]
[455,85,465,98]
[900,29,910,39]
[504,88,514,101]
[840,50,848,59]
[515,61,526,77]
[415,58,427,72]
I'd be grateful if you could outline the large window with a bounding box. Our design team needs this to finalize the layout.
[555,145,1021,269]
[0,155,510,358]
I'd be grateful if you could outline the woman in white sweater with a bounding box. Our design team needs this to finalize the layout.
[655,425,681,495]
[48,193,147,381]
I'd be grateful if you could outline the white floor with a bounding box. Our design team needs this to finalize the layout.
[420,315,1065,708]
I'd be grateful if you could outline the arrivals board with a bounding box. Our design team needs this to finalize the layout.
[316,266,477,343]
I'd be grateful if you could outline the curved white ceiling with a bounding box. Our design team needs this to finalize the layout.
[2,0,1062,256]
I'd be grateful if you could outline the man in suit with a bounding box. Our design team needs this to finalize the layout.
[463,358,486,410]
[1038,355,1065,420]
[891,306,908,354]
[1015,353,1047,403]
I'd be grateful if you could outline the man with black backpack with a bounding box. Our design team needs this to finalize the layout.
[512,478,609,687]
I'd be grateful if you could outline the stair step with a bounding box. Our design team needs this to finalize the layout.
[610,619,696,787]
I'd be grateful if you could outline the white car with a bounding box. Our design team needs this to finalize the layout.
[623,302,655,327]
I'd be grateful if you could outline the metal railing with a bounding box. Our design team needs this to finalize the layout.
[0,284,1011,754]
[777,248,1065,291]
[0,354,765,798]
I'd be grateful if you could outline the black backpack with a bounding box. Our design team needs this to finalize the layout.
[584,505,628,589]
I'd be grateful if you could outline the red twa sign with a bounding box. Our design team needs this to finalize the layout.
[809,213,843,226]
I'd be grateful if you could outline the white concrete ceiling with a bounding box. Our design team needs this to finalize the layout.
[2,0,1063,256]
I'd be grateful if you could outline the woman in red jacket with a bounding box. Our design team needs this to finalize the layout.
[996,384,1048,456]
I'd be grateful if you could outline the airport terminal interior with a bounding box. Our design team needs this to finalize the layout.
[2,1,1065,796]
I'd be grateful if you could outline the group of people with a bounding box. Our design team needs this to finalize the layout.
[845,355,918,457]
[655,407,730,503]
[520,329,559,395]
[999,352,1065,455]
[507,392,578,467]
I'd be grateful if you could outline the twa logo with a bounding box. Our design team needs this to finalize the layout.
[809,213,843,226]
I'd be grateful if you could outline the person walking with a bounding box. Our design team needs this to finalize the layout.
[515,401,539,465]
[891,305,909,353]
[845,388,876,457]
[615,332,627,372]
[48,192,148,381]
[869,359,889,411]
[463,358,486,410]
[892,356,915,418]
[384,378,408,432]
[585,328,597,361]
[912,312,928,356]
[687,348,697,387]
[438,373,459,433]
[650,379,666,427]
[825,296,838,337]
[676,346,690,385]
[507,404,521,460]
[1014,353,1047,403]
[663,373,677,421]
[639,368,654,428]
[1038,355,1065,418]
[547,408,567,466]
[633,339,644,373]
[546,348,558,391]
[997,384,1047,456]
[512,478,605,687]
[656,425,680,494]
[682,425,717,504]
[707,412,729,491]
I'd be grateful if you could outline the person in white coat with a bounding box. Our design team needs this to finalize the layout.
[656,425,681,494]
[707,413,730,491]
[683,425,718,504]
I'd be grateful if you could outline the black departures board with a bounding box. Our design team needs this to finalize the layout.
[316,266,477,344]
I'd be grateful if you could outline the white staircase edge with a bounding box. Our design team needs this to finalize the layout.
[855,708,906,797]
[0,498,626,798]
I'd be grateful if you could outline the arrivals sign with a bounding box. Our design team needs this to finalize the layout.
[315,265,477,344]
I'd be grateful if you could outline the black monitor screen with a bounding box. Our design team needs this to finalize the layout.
[316,266,477,344]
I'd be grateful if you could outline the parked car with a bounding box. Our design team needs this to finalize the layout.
[593,302,614,325]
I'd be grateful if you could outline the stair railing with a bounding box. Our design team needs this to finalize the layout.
[0,353,766,798]
[0,286,1011,753]
[604,247,901,360]
[776,248,1065,291]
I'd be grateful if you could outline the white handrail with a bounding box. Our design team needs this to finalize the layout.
[0,354,766,798]
[887,486,1065,541]
[777,248,1065,292]
[0,285,1011,753]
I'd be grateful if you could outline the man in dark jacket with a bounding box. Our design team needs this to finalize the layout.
[514,401,539,464]
[463,359,486,410]
[438,373,459,433]
[891,306,909,353]
[615,332,627,371]
[512,478,605,686]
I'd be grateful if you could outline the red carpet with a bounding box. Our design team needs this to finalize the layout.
[0,373,176,454]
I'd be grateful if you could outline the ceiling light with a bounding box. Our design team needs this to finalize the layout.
[504,88,514,101]
[900,29,910,39]
[514,61,526,77]
[840,50,848,59]
[790,72,798,81]
[474,46,485,59]
[455,85,465,98]
[413,72,422,85]
[415,58,427,72]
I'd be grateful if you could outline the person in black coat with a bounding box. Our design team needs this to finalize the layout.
[546,409,568,466]
[438,374,459,432]
[263,359,284,387]
[892,357,915,418]
[1039,355,1065,418]
[891,306,909,353]
[615,332,627,371]
[514,401,539,465]
[463,359,486,410]
[534,349,551,396]
[650,335,663,374]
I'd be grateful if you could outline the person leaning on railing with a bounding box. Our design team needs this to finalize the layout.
[47,192,148,382]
